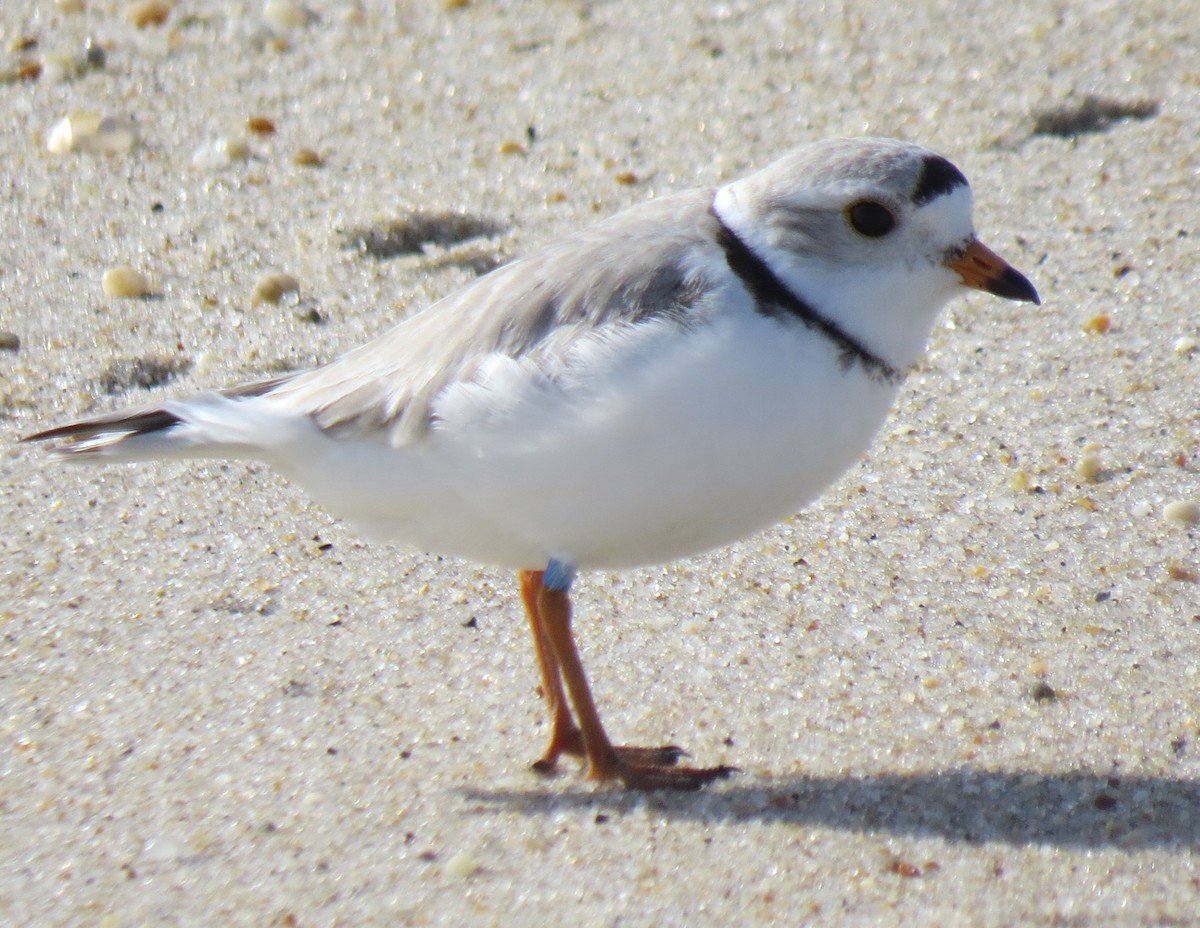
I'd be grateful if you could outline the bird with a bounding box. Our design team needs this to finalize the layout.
[24,137,1040,790]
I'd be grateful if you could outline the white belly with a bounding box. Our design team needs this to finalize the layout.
[283,312,900,571]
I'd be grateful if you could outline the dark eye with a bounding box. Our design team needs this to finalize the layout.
[846,200,897,238]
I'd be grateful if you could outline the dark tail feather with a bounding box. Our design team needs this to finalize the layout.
[22,407,183,444]
[21,373,294,446]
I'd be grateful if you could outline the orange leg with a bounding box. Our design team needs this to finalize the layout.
[518,568,585,770]
[518,568,735,790]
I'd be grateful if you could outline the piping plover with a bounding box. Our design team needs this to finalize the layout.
[26,137,1039,790]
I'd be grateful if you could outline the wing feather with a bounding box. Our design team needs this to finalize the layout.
[26,189,723,454]
[267,188,721,445]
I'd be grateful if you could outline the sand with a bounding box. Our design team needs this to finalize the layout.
[2,1,1197,925]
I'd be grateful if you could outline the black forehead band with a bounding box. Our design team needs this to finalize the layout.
[911,155,969,206]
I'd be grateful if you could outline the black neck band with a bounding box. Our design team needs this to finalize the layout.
[711,206,903,385]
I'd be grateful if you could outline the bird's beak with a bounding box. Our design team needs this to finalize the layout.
[945,238,1041,305]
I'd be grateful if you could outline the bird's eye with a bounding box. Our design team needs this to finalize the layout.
[846,200,897,238]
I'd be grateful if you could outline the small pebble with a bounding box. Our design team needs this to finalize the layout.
[1075,452,1102,483]
[1174,336,1197,356]
[291,147,322,166]
[1131,500,1154,519]
[222,138,251,160]
[139,835,184,862]
[1082,314,1111,335]
[38,54,75,84]
[443,850,479,878]
[1163,501,1200,526]
[124,0,172,28]
[0,331,20,352]
[81,37,107,71]
[614,171,639,185]
[101,266,151,298]
[192,137,251,170]
[1029,680,1058,703]
[497,140,526,155]
[45,115,81,153]
[252,272,300,306]
[263,0,316,30]
[246,115,276,135]
[46,112,138,154]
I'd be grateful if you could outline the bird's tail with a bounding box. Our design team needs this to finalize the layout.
[22,376,298,462]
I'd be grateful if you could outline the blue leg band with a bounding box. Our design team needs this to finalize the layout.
[544,558,577,592]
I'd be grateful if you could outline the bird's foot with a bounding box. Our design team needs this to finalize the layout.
[531,726,689,775]
[610,759,737,792]
[533,732,734,790]
[586,744,736,791]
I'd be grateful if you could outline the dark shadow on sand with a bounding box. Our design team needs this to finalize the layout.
[463,769,1200,849]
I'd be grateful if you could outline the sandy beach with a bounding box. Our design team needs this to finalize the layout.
[2,1,1198,924]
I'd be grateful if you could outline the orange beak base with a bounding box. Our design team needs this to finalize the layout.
[946,238,1040,305]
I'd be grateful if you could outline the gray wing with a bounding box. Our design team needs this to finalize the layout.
[266,187,723,446]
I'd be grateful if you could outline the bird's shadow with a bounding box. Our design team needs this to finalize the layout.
[464,769,1200,849]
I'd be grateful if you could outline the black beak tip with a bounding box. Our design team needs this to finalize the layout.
[991,265,1041,305]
